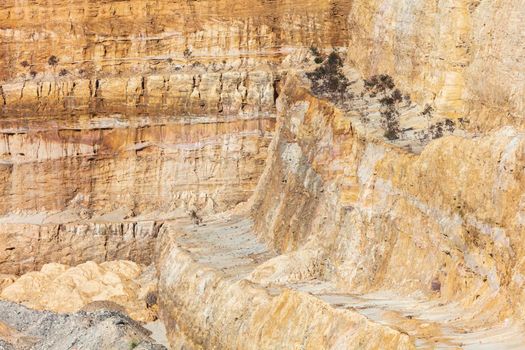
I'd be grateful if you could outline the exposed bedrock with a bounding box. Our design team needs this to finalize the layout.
[0,0,350,116]
[246,73,525,345]
[0,0,524,349]
[154,71,525,348]
[0,117,273,215]
[0,115,273,275]
[156,216,414,350]
[346,1,525,131]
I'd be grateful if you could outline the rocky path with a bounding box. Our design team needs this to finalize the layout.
[166,214,525,349]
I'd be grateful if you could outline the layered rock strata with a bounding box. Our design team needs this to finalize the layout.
[0,0,524,349]
[346,1,525,131]
[248,72,525,347]
[156,215,414,349]
[0,113,273,273]
[156,66,525,348]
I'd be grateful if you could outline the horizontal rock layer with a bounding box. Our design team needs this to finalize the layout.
[0,0,349,116]
[0,0,524,349]
[0,116,273,214]
[156,216,414,350]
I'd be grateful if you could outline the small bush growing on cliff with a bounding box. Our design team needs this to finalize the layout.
[429,119,455,139]
[381,108,401,140]
[306,50,352,102]
[310,46,324,64]
[183,48,192,59]
[59,69,69,76]
[145,292,158,308]
[416,118,456,142]
[421,104,433,118]
[364,74,395,93]
[369,76,403,141]
[48,55,59,66]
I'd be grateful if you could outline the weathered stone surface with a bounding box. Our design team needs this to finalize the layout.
[346,0,525,131]
[156,216,414,350]
[248,72,525,347]
[0,0,524,349]
[0,115,273,274]
[1,261,157,322]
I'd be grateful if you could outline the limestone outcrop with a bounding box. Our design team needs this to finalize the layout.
[154,68,525,348]
[1,261,157,322]
[346,0,525,131]
[1,0,524,349]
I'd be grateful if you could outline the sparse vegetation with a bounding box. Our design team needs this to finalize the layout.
[20,60,29,67]
[306,50,352,102]
[309,46,321,57]
[381,108,401,140]
[415,118,456,142]
[190,209,203,225]
[130,340,139,349]
[183,48,192,59]
[145,292,158,308]
[364,74,402,140]
[428,119,455,139]
[421,103,433,117]
[392,88,403,103]
[48,55,59,66]
[364,74,395,93]
[310,46,324,64]
[59,69,69,76]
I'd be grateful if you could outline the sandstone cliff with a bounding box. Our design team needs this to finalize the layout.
[1,0,524,349]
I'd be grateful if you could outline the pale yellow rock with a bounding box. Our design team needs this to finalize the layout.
[1,261,157,322]
[346,0,525,130]
[0,0,524,349]
[248,73,525,347]
[0,274,16,292]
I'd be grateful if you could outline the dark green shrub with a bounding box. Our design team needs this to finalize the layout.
[306,50,351,101]
[48,55,59,66]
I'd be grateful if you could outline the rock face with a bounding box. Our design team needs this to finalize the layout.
[0,0,350,116]
[156,215,414,350]
[1,0,525,349]
[154,69,525,348]
[346,0,525,131]
[1,261,157,322]
[245,72,525,347]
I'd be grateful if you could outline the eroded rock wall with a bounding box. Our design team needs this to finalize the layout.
[156,226,414,350]
[250,73,525,335]
[0,0,350,116]
[346,0,525,130]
